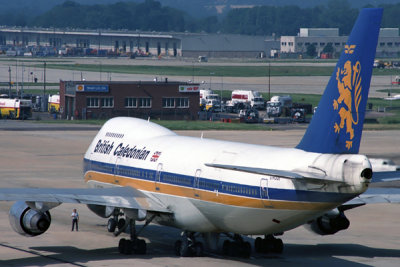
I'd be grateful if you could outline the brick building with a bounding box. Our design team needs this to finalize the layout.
[59,80,200,120]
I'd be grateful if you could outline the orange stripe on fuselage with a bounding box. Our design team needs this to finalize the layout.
[85,171,340,211]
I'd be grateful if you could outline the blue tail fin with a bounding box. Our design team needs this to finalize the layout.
[296,8,383,154]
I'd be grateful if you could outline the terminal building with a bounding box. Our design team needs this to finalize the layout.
[280,28,400,58]
[59,80,200,120]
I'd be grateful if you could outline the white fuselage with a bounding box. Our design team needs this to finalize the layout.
[83,117,371,235]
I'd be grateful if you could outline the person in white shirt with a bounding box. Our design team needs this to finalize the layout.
[71,208,79,231]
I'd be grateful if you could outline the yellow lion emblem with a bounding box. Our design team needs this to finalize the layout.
[333,58,362,150]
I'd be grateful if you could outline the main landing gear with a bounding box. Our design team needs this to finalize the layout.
[254,234,284,254]
[117,219,147,255]
[108,209,156,255]
[107,209,125,233]
[174,231,204,257]
[222,234,252,258]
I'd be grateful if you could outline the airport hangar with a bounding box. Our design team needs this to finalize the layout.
[59,80,200,120]
[0,27,278,58]
[280,28,400,58]
[2,26,400,59]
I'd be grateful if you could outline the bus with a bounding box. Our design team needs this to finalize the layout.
[0,99,32,119]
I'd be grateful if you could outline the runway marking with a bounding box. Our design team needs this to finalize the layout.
[0,243,86,267]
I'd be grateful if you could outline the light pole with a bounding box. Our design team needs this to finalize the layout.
[209,72,214,90]
[43,61,46,96]
[95,60,102,81]
[268,61,271,101]
[21,63,24,98]
[8,66,11,98]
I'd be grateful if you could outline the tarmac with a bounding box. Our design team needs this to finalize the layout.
[0,120,399,266]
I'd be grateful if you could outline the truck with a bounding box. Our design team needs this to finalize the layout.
[48,94,60,113]
[266,95,292,117]
[230,90,265,110]
[0,98,32,119]
[200,89,221,111]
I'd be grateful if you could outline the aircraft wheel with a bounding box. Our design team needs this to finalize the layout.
[135,239,147,255]
[242,241,251,258]
[174,240,182,256]
[272,238,283,254]
[179,240,190,257]
[117,218,126,229]
[174,239,189,257]
[228,241,238,256]
[107,218,117,232]
[123,240,133,255]
[194,242,204,257]
[254,237,262,253]
[222,240,231,255]
[118,238,126,254]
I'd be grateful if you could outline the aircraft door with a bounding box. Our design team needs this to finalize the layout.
[260,178,272,207]
[155,163,163,191]
[114,156,122,185]
[193,169,201,198]
[84,152,93,182]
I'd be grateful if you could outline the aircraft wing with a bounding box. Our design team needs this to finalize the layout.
[372,171,400,182]
[0,187,171,213]
[205,163,344,184]
[343,187,400,206]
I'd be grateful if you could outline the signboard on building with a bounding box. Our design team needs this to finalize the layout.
[76,84,109,93]
[179,85,200,93]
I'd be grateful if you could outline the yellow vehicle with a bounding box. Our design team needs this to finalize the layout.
[0,98,32,119]
[48,94,60,113]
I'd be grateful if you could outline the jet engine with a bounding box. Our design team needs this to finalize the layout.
[9,201,51,236]
[87,204,115,218]
[306,209,350,235]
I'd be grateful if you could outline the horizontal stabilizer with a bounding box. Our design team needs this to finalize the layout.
[205,163,344,184]
[0,187,171,213]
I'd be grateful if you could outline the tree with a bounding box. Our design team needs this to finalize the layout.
[306,44,317,57]
[322,43,334,53]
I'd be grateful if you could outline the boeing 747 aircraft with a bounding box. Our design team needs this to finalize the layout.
[0,8,398,258]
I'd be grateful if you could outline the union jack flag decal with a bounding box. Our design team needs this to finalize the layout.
[150,151,162,162]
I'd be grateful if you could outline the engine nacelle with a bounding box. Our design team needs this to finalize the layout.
[307,210,350,235]
[9,201,51,236]
[87,204,115,218]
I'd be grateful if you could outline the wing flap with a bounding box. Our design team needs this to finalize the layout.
[0,187,171,214]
